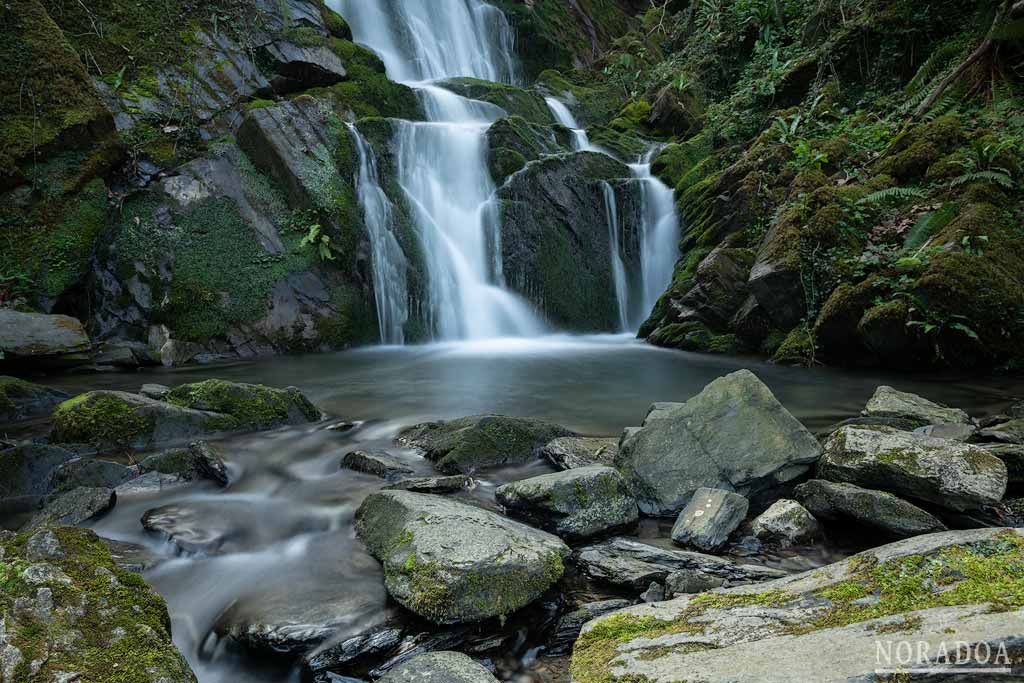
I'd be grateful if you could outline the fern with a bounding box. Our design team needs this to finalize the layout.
[858,187,929,205]
[906,40,965,95]
[950,170,1015,188]
[902,202,959,253]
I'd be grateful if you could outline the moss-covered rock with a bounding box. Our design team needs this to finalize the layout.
[0,526,196,682]
[165,379,320,431]
[0,376,68,423]
[439,78,553,124]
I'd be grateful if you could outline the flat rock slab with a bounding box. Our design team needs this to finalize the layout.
[750,498,821,545]
[616,370,822,516]
[384,475,473,494]
[978,417,1024,444]
[0,310,91,360]
[23,487,116,531]
[356,490,569,624]
[495,465,638,540]
[795,479,945,538]
[819,426,1007,511]
[670,487,748,551]
[378,651,498,683]
[342,450,415,479]
[397,414,574,474]
[574,537,786,591]
[540,436,618,470]
[573,528,1024,683]
[863,385,971,427]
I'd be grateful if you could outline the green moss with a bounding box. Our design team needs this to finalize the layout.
[610,99,652,132]
[0,376,45,416]
[50,392,154,448]
[165,379,319,431]
[772,324,816,366]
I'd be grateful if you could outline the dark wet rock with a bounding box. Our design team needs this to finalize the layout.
[750,499,822,545]
[342,450,415,480]
[384,475,473,494]
[0,444,76,513]
[547,599,632,656]
[616,370,822,516]
[664,568,725,596]
[0,376,68,422]
[439,78,552,124]
[979,444,1024,488]
[103,538,162,573]
[139,440,230,486]
[819,426,1007,511]
[977,418,1024,445]
[355,490,569,624]
[540,436,618,470]
[378,651,498,683]
[824,415,923,435]
[0,310,92,369]
[51,457,137,492]
[23,487,116,530]
[261,41,347,93]
[140,383,172,400]
[0,527,196,682]
[573,528,1024,683]
[115,471,186,495]
[397,415,574,474]
[795,479,946,539]
[574,537,787,591]
[862,386,971,427]
[304,624,404,675]
[670,488,749,552]
[497,152,642,331]
[495,466,638,541]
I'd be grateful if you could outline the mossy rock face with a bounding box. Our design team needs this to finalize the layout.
[165,380,321,432]
[0,376,68,422]
[398,414,575,475]
[571,528,1024,683]
[0,526,196,683]
[485,116,566,184]
[355,490,569,624]
[439,78,553,125]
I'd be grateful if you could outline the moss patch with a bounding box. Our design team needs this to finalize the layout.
[50,392,154,448]
[165,379,319,431]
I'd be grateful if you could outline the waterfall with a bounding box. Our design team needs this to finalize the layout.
[630,155,681,328]
[347,125,409,345]
[600,182,630,332]
[544,96,592,152]
[332,0,544,340]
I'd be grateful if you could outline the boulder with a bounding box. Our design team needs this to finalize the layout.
[0,376,68,422]
[378,651,498,683]
[51,458,137,492]
[0,444,76,513]
[540,436,618,470]
[664,569,725,596]
[138,441,230,486]
[0,527,196,682]
[0,310,92,368]
[979,444,1024,488]
[342,450,415,480]
[140,383,172,400]
[384,475,473,494]
[116,471,187,496]
[571,528,1024,683]
[977,417,1024,444]
[495,466,639,541]
[819,426,1007,511]
[573,537,786,591]
[616,370,822,516]
[913,422,977,441]
[164,379,321,430]
[397,415,574,474]
[862,386,971,427]
[23,487,116,531]
[670,488,749,552]
[750,499,822,546]
[547,599,633,656]
[795,479,946,538]
[355,491,569,624]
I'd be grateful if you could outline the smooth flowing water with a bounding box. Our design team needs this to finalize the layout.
[544,96,592,152]
[600,182,631,332]
[18,338,1024,683]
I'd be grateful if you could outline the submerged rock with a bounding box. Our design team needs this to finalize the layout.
[495,466,638,540]
[0,376,68,422]
[795,479,945,538]
[397,415,574,474]
[355,490,569,624]
[0,527,196,682]
[616,370,822,516]
[384,475,473,494]
[571,528,1024,683]
[670,487,749,552]
[341,450,415,480]
[750,499,822,546]
[540,436,618,470]
[23,487,116,530]
[138,440,230,486]
[574,537,786,591]
[862,386,971,427]
[378,651,498,683]
[819,426,1007,511]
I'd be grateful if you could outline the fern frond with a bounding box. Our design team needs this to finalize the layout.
[902,202,959,253]
[859,187,929,205]
[950,170,1015,188]
[906,41,964,95]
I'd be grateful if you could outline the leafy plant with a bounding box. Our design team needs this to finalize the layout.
[299,224,337,262]
[949,139,1018,190]
[772,113,802,144]
[858,187,929,206]
[791,139,828,171]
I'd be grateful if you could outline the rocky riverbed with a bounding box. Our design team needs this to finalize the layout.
[2,347,1024,682]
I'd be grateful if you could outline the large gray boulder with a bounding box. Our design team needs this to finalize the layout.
[978,417,1024,444]
[670,488,749,551]
[862,386,971,427]
[616,370,822,516]
[397,415,574,474]
[795,479,946,538]
[571,528,1024,683]
[540,436,618,470]
[750,499,822,546]
[0,310,92,368]
[138,441,230,486]
[495,466,639,540]
[574,537,786,591]
[355,491,569,624]
[378,651,498,683]
[0,376,68,422]
[341,450,415,480]
[51,458,137,492]
[819,426,1007,511]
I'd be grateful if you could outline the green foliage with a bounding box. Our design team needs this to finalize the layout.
[858,187,929,206]
[299,223,338,261]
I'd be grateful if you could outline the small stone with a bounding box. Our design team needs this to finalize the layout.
[383,475,472,493]
[140,383,171,400]
[670,488,749,552]
[23,488,116,531]
[378,651,498,683]
[640,582,666,603]
[25,529,64,561]
[795,480,945,539]
[540,436,618,469]
[665,569,725,596]
[341,450,415,480]
[862,386,971,427]
[751,499,822,546]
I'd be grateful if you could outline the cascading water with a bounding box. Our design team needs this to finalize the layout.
[600,181,631,332]
[347,125,409,345]
[544,96,592,152]
[332,0,543,339]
